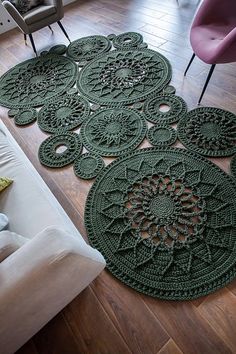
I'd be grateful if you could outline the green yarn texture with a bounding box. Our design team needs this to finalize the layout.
[230,155,236,177]
[85,147,236,300]
[80,108,147,157]
[0,54,77,108]
[77,49,172,106]
[74,153,105,180]
[178,107,236,157]
[144,94,187,124]
[66,35,111,64]
[38,131,82,168]
[147,124,177,147]
[38,94,90,133]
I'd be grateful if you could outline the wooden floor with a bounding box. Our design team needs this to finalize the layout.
[1,0,236,353]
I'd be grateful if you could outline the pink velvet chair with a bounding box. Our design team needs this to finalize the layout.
[184,0,236,104]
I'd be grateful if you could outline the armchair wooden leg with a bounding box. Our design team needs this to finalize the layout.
[24,33,27,45]
[184,53,196,76]
[29,33,38,57]
[48,25,53,33]
[198,64,216,104]
[57,21,71,43]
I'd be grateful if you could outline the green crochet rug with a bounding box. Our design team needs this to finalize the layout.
[178,107,236,157]
[0,54,77,108]
[77,49,172,106]
[80,108,147,156]
[85,147,236,300]
[38,93,90,133]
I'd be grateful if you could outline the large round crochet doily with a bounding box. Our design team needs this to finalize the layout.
[85,147,236,300]
[80,107,147,156]
[178,107,236,157]
[0,54,77,108]
[77,49,172,106]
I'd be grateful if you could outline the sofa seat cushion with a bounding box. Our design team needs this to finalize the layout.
[23,5,56,25]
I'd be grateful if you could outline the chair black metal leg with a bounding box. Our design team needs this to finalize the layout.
[184,53,196,76]
[29,33,38,56]
[24,33,27,44]
[198,64,216,105]
[48,25,53,33]
[57,21,71,42]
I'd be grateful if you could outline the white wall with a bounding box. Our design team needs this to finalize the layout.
[0,0,76,34]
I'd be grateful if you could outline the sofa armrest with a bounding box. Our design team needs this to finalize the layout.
[2,1,28,33]
[0,226,105,354]
[0,230,28,262]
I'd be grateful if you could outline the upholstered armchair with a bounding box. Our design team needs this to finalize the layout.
[2,0,70,56]
[184,0,236,104]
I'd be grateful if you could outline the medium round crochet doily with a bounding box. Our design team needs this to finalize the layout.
[77,49,172,106]
[80,107,147,156]
[178,107,236,157]
[0,54,77,108]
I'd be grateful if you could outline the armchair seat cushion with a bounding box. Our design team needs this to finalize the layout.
[23,5,56,25]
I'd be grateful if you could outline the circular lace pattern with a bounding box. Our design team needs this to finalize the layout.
[80,108,147,156]
[38,132,82,168]
[0,54,77,108]
[147,124,177,147]
[144,94,187,124]
[85,147,236,300]
[74,153,105,179]
[77,49,172,106]
[49,44,67,55]
[14,108,37,126]
[38,94,90,133]
[112,32,143,49]
[178,107,236,157]
[66,35,111,64]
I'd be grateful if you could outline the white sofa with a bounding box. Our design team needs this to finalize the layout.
[0,119,106,354]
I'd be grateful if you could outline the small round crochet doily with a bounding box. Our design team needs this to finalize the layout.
[74,153,105,179]
[38,131,82,168]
